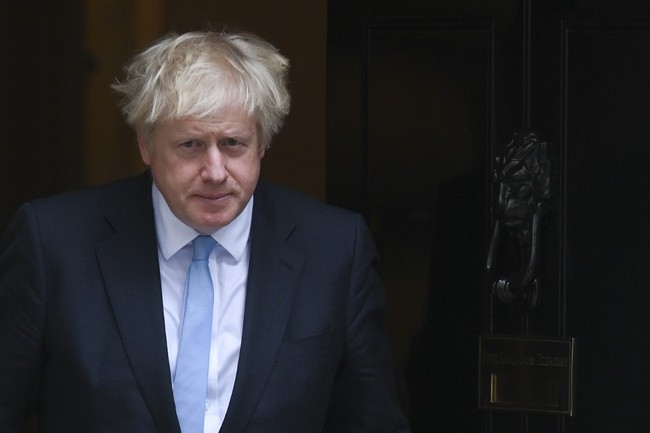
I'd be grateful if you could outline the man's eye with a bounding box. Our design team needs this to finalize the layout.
[223,138,241,147]
[180,140,199,148]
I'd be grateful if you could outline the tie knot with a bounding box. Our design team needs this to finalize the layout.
[192,235,216,261]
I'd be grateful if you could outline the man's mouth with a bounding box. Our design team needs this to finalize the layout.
[194,192,231,201]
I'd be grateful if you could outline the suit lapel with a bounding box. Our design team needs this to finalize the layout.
[95,176,181,433]
[220,186,306,433]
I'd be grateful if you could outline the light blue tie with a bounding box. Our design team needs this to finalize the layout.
[174,235,217,433]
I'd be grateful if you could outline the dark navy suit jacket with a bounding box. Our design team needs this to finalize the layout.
[0,173,410,433]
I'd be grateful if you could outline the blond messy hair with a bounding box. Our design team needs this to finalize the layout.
[112,30,291,148]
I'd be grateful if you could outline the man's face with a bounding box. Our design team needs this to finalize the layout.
[139,111,265,234]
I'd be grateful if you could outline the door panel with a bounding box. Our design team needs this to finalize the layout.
[364,21,492,432]
[328,1,650,432]
[563,22,650,432]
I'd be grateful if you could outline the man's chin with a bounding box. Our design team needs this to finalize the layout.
[189,213,236,234]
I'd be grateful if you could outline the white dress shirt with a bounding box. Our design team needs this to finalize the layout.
[151,184,250,432]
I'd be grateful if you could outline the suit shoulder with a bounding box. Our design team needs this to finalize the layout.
[14,174,152,237]
[28,174,150,215]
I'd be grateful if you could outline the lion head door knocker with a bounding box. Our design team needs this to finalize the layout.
[486,131,552,309]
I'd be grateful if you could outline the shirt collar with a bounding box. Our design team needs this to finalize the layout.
[152,183,253,262]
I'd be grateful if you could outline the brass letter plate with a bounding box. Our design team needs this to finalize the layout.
[479,334,575,415]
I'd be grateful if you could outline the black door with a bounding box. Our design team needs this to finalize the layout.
[327,1,650,432]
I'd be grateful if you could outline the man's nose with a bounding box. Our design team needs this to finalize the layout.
[201,147,227,182]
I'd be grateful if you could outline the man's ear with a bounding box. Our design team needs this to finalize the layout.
[137,131,152,165]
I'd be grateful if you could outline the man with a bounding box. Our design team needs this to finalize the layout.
[0,30,411,432]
